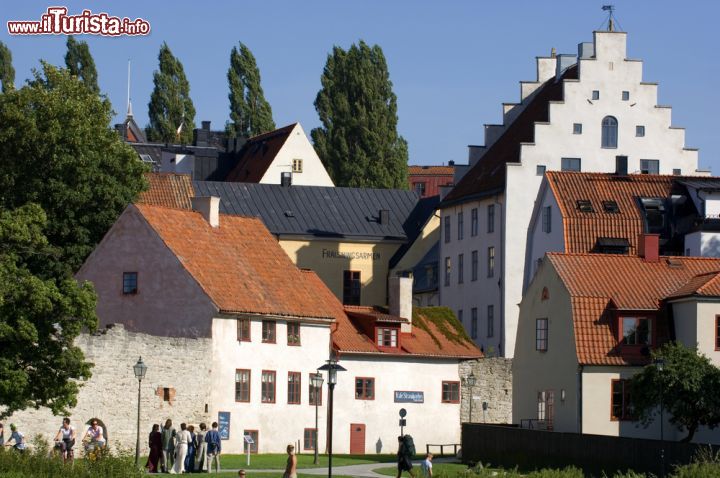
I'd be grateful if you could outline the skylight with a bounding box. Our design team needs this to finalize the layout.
[577,200,594,212]
[602,200,620,213]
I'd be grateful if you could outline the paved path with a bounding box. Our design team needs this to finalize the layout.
[225,457,460,478]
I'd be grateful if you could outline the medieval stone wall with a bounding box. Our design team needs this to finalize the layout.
[6,324,212,454]
[460,358,513,424]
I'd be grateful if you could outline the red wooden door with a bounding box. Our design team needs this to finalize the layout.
[349,423,365,454]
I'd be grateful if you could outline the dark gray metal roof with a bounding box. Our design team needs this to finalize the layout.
[677,178,720,191]
[193,181,421,240]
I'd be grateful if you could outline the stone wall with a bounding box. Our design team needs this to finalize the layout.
[459,358,512,424]
[6,324,212,454]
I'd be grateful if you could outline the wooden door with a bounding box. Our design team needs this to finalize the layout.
[349,423,365,454]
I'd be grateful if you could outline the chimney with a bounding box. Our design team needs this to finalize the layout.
[638,233,660,262]
[281,172,292,187]
[389,276,413,332]
[202,121,211,131]
[379,209,390,225]
[191,196,220,228]
[448,160,455,166]
[193,121,210,147]
[555,54,577,80]
[577,42,595,59]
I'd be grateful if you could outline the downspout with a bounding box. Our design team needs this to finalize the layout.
[576,364,584,434]
[495,194,505,355]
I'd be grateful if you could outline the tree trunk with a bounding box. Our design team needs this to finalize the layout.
[681,422,698,443]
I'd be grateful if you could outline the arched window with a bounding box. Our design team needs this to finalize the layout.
[601,116,618,148]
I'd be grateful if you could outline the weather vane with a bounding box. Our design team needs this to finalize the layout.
[601,5,622,32]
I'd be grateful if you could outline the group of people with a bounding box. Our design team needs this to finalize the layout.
[146,419,222,474]
[0,419,105,460]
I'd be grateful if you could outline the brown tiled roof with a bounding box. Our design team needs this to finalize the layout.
[548,253,720,365]
[134,203,337,320]
[666,271,720,300]
[546,172,675,254]
[409,166,455,176]
[441,66,577,206]
[330,303,480,358]
[136,173,194,210]
[225,123,296,182]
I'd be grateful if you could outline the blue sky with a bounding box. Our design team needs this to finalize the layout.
[2,1,718,171]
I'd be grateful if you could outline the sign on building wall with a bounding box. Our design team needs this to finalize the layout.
[394,391,424,403]
[321,249,381,261]
[218,411,231,440]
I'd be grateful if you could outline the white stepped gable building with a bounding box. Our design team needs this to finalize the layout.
[439,30,701,357]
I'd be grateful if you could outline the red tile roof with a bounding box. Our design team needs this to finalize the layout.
[338,306,481,359]
[225,124,296,182]
[441,66,577,205]
[134,203,338,320]
[666,271,720,300]
[546,172,676,254]
[547,253,720,365]
[137,173,194,210]
[409,166,455,176]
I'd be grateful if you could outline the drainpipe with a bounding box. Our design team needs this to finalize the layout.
[576,364,584,434]
[495,195,505,355]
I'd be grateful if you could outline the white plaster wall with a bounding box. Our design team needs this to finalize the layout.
[439,197,503,355]
[331,355,462,454]
[210,316,332,454]
[703,193,720,217]
[260,123,334,187]
[453,31,699,358]
[672,300,699,352]
[513,260,579,432]
[684,231,720,257]
[581,366,663,439]
[695,301,720,367]
[160,151,194,176]
[525,184,565,291]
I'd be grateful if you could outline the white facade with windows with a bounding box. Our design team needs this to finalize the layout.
[440,30,700,357]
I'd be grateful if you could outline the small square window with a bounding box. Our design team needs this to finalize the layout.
[640,159,659,175]
[292,159,303,173]
[355,377,375,400]
[441,381,460,403]
[622,91,630,101]
[673,168,681,176]
[262,320,276,343]
[561,158,581,172]
[536,165,546,176]
[577,200,594,213]
[636,126,645,137]
[123,272,138,295]
[592,90,600,100]
[573,123,582,135]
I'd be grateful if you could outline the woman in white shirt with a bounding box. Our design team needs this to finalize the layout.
[82,419,106,451]
[171,423,191,474]
[53,417,76,460]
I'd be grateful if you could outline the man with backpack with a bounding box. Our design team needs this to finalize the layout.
[396,435,416,478]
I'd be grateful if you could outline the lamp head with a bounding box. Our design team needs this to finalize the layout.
[133,356,148,380]
[466,371,476,387]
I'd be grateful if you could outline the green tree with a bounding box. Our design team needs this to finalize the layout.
[64,36,99,94]
[0,41,15,92]
[0,62,148,274]
[630,342,720,442]
[0,203,97,418]
[146,43,196,143]
[227,42,275,138]
[311,41,409,189]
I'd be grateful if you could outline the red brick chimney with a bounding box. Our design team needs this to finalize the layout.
[638,233,660,262]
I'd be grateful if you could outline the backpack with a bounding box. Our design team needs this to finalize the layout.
[403,434,416,457]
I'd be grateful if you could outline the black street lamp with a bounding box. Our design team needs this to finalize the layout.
[466,371,476,423]
[133,357,147,468]
[311,371,325,465]
[654,357,665,478]
[318,357,346,478]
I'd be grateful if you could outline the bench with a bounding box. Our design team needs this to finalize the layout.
[425,443,460,457]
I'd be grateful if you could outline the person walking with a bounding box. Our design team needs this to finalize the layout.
[205,421,222,473]
[395,435,416,478]
[146,424,163,473]
[53,418,76,461]
[170,423,190,474]
[161,419,176,473]
[283,444,298,478]
[4,424,27,453]
[420,453,433,478]
[195,423,208,472]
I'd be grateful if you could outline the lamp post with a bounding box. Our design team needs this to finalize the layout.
[654,357,666,478]
[318,356,346,478]
[133,357,147,467]
[466,371,476,423]
[311,371,325,465]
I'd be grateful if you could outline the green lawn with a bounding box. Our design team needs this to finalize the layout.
[220,453,397,470]
[375,463,469,477]
[214,474,356,478]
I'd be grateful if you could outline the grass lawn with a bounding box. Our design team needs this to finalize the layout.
[375,463,469,477]
[220,453,397,470]
[213,474,356,478]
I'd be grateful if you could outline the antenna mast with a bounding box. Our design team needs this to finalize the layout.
[126,59,133,117]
